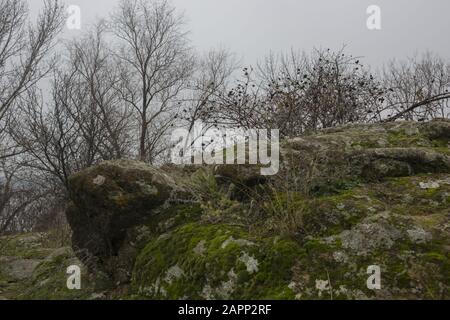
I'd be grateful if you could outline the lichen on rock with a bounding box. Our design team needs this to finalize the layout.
[132,223,300,300]
[51,120,450,300]
[66,160,183,269]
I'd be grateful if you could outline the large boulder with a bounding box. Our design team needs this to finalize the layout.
[66,160,181,267]
[280,119,450,194]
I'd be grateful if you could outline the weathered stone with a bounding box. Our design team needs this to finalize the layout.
[279,121,450,194]
[48,120,449,300]
[0,257,41,280]
[66,160,180,265]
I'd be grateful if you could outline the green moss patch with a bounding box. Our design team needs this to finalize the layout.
[132,223,301,300]
[19,248,96,300]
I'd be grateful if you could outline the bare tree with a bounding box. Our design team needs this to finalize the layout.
[0,160,47,235]
[10,21,140,195]
[10,62,133,195]
[10,81,83,192]
[176,48,238,155]
[0,0,64,142]
[65,22,135,160]
[111,0,195,163]
[382,52,450,121]
[0,0,64,236]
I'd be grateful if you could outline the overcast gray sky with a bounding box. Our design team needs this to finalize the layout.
[27,0,450,69]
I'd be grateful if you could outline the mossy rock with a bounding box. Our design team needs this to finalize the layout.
[52,120,450,300]
[281,120,450,194]
[0,234,101,300]
[66,160,182,265]
[18,248,97,300]
[288,175,450,299]
[131,223,301,300]
[290,224,449,300]
[0,233,54,260]
[255,173,450,299]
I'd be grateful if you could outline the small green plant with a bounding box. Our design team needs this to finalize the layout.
[261,187,306,237]
[189,168,242,221]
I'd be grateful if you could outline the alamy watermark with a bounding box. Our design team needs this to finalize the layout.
[66,5,81,30]
[64,4,382,32]
[367,265,381,290]
[66,265,81,290]
[170,122,279,176]
[367,5,381,30]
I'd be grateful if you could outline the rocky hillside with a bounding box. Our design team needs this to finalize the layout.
[1,120,449,300]
[0,233,94,300]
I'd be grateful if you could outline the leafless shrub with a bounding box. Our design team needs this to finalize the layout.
[0,159,54,235]
[206,48,385,137]
[381,52,450,121]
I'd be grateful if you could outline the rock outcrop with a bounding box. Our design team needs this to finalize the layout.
[280,119,450,194]
[0,233,98,300]
[52,120,449,299]
[66,160,181,266]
